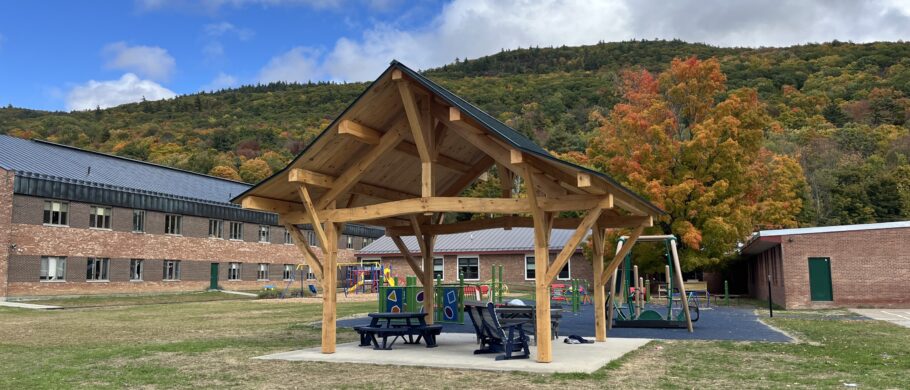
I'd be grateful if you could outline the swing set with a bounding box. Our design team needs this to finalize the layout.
[608,235,698,331]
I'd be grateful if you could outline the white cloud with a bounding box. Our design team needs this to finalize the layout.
[103,42,177,81]
[258,47,323,83]
[251,0,910,83]
[203,72,238,90]
[204,21,254,40]
[137,0,342,13]
[66,73,176,111]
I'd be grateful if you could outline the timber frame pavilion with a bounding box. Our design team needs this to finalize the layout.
[233,61,664,363]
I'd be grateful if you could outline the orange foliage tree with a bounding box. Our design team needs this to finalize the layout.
[587,57,807,267]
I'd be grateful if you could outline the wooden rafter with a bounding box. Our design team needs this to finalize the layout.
[385,213,648,236]
[289,168,418,201]
[315,126,404,210]
[282,223,324,282]
[394,142,470,172]
[497,163,513,198]
[390,235,423,277]
[296,185,329,252]
[440,155,495,196]
[338,119,380,144]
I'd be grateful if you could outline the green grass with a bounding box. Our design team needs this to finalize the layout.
[20,291,253,308]
[0,298,907,389]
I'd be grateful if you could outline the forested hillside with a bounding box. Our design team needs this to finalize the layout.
[2,40,909,228]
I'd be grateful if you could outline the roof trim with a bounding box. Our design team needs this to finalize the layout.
[756,221,910,237]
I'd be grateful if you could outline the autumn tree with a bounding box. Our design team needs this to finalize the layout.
[209,165,241,181]
[587,57,807,268]
[238,158,272,183]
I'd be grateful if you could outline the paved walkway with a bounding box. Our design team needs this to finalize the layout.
[850,309,910,328]
[256,333,650,374]
[0,301,63,310]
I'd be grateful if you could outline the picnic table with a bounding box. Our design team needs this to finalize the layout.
[354,312,443,350]
[490,303,563,341]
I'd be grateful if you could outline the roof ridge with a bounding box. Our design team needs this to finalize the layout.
[29,137,252,187]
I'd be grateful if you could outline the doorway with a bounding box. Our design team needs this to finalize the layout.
[210,263,219,290]
[807,257,833,301]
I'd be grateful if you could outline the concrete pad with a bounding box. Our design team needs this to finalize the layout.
[850,309,910,328]
[255,333,650,374]
[0,301,63,310]
[219,290,258,297]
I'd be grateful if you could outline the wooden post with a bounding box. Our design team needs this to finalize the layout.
[592,227,607,342]
[321,222,340,353]
[533,212,552,362]
[633,265,640,318]
[669,239,693,332]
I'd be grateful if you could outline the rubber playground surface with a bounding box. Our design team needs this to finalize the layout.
[337,302,793,342]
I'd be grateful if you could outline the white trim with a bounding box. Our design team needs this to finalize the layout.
[757,220,910,237]
[524,254,536,281]
[456,255,480,281]
[557,257,572,281]
[432,256,445,281]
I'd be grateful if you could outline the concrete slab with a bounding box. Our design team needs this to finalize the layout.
[0,301,63,310]
[255,333,650,374]
[850,309,910,328]
[219,290,258,297]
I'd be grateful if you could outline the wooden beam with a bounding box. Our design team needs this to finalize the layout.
[321,222,340,354]
[600,225,646,286]
[241,195,302,214]
[315,126,404,210]
[497,163,513,198]
[390,235,423,277]
[282,223,323,282]
[592,226,607,342]
[521,163,553,363]
[296,185,329,252]
[289,168,418,201]
[544,206,604,283]
[385,213,650,236]
[394,142,471,172]
[338,119,380,145]
[440,155,495,196]
[577,172,592,188]
[539,194,613,212]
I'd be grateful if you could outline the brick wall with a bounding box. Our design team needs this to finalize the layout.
[357,251,593,287]
[0,169,13,300]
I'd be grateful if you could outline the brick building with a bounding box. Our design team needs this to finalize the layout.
[741,222,910,309]
[355,228,591,287]
[0,134,383,299]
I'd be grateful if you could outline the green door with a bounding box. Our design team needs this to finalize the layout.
[210,263,219,290]
[807,257,833,301]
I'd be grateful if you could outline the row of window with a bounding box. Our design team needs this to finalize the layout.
[40,257,181,282]
[359,256,571,281]
[43,200,374,248]
[38,257,313,282]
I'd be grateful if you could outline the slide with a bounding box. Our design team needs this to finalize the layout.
[346,279,364,294]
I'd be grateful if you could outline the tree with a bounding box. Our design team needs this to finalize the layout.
[586,57,806,268]
[238,158,272,183]
[209,165,241,181]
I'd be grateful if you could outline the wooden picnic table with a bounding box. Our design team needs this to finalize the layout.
[354,312,442,350]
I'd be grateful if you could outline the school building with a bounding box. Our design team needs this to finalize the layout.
[0,134,383,299]
[740,221,910,309]
[355,227,591,286]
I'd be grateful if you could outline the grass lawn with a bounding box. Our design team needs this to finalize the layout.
[21,291,254,308]
[1,297,908,389]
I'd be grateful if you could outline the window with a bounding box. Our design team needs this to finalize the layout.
[40,256,66,281]
[43,201,68,226]
[283,264,295,280]
[132,210,145,232]
[363,237,373,247]
[257,263,269,280]
[258,225,270,243]
[433,257,444,280]
[208,219,223,239]
[229,222,243,240]
[306,266,316,280]
[525,256,571,280]
[164,214,182,235]
[88,206,112,229]
[86,257,110,281]
[306,230,316,245]
[346,236,354,249]
[457,256,479,281]
[228,262,241,280]
[163,260,181,280]
[284,229,292,245]
[130,259,144,281]
[525,256,536,280]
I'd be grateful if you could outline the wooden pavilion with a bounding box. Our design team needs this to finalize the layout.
[232,61,663,363]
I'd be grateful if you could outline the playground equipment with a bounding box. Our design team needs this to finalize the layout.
[608,235,696,331]
[550,279,591,313]
[279,264,318,298]
[376,264,508,324]
[341,263,388,296]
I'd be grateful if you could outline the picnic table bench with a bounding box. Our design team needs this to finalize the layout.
[496,303,563,341]
[354,312,443,350]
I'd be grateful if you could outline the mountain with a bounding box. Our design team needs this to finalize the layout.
[2,39,909,226]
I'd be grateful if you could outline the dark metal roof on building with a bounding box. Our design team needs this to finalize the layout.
[0,134,249,204]
[356,228,588,256]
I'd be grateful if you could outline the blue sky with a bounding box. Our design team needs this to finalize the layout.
[2,0,909,112]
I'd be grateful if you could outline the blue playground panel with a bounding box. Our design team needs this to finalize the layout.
[337,303,792,342]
